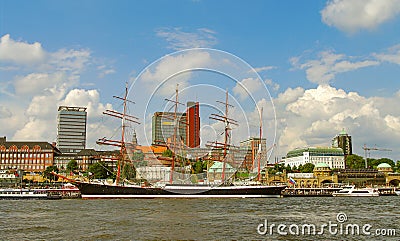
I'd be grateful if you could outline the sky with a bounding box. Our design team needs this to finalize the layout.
[1,0,400,162]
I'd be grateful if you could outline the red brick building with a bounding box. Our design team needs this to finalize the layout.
[0,136,61,172]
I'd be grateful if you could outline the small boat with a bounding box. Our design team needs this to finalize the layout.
[332,186,379,197]
[0,188,58,200]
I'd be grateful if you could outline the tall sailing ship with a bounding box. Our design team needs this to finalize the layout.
[54,84,286,199]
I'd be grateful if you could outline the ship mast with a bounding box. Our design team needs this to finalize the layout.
[208,90,238,182]
[257,107,263,181]
[96,82,140,185]
[164,84,185,184]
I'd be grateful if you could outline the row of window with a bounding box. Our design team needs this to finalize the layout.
[0,164,48,170]
[1,153,51,158]
[1,159,45,164]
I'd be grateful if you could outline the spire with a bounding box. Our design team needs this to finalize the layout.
[132,129,138,146]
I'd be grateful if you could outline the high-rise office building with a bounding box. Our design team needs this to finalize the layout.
[152,112,187,145]
[186,102,200,148]
[332,129,352,157]
[57,106,87,154]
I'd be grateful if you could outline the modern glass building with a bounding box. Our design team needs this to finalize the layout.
[152,112,187,145]
[56,106,87,154]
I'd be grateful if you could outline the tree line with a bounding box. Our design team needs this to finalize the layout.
[268,154,400,175]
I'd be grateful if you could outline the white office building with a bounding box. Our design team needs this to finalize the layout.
[283,147,345,169]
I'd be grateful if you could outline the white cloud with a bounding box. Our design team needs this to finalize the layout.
[97,65,116,78]
[13,118,51,141]
[373,44,400,64]
[0,34,114,147]
[273,85,400,160]
[252,66,276,73]
[140,50,212,96]
[156,27,217,50]
[291,50,379,84]
[321,0,400,33]
[13,72,66,96]
[48,48,91,73]
[233,77,263,100]
[0,34,45,64]
[264,79,280,91]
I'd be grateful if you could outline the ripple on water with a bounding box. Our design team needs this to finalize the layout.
[0,197,399,240]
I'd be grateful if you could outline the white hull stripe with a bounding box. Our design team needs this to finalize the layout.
[82,194,282,199]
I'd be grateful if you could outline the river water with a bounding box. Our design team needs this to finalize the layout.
[1,197,399,240]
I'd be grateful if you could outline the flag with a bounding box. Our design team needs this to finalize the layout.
[288,177,296,185]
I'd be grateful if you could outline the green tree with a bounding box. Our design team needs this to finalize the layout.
[300,163,315,173]
[43,165,59,181]
[162,149,173,157]
[395,161,400,173]
[369,158,395,169]
[346,154,365,169]
[66,160,78,173]
[285,165,292,173]
[192,160,203,174]
[121,163,136,180]
[88,161,112,179]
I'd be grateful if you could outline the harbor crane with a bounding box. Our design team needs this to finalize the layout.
[362,144,392,168]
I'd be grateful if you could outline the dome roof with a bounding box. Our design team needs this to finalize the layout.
[377,163,392,169]
[314,162,330,168]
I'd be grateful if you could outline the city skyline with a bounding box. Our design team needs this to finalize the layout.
[1,1,400,161]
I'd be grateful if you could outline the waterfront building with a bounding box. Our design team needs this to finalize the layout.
[54,149,120,172]
[239,137,267,171]
[283,147,345,169]
[57,106,87,154]
[332,129,352,157]
[265,162,400,188]
[0,136,61,172]
[152,112,187,145]
[186,102,200,148]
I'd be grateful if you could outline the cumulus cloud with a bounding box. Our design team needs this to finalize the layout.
[233,77,264,100]
[61,89,112,119]
[156,27,217,50]
[291,50,379,84]
[0,34,113,147]
[273,85,400,160]
[321,0,400,33]
[264,79,280,91]
[13,118,51,141]
[0,34,45,64]
[13,72,66,96]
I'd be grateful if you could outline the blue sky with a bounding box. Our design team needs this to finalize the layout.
[1,0,400,161]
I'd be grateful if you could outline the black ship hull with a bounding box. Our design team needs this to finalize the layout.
[75,182,286,199]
